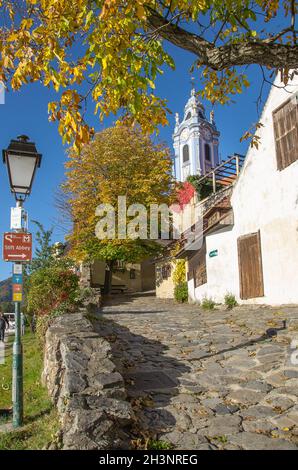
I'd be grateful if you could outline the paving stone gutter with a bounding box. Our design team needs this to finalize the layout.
[42,311,133,450]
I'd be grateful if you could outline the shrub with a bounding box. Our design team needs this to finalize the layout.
[201,297,216,310]
[174,282,188,303]
[187,176,214,200]
[36,310,60,343]
[224,293,238,309]
[172,259,186,286]
[26,260,80,317]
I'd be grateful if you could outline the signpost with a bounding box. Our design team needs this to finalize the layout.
[12,274,23,284]
[10,207,22,230]
[3,231,31,427]
[13,264,23,275]
[13,293,23,302]
[10,207,27,231]
[2,135,42,429]
[13,284,22,293]
[3,232,32,262]
[209,249,219,258]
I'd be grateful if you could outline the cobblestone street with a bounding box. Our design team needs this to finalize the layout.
[95,293,298,450]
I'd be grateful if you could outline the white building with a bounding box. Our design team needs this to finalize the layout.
[173,89,220,181]
[187,72,298,306]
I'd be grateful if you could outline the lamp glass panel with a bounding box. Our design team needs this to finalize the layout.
[7,153,37,193]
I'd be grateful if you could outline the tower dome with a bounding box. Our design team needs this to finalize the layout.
[183,88,206,121]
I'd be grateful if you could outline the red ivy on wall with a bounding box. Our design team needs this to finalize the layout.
[173,181,195,212]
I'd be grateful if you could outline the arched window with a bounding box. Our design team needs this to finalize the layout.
[185,112,191,120]
[183,144,189,163]
[205,143,211,162]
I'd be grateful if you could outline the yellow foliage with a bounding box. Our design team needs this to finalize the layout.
[172,259,186,286]
[0,0,293,149]
[63,123,175,262]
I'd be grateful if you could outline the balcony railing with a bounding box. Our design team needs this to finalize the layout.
[198,153,246,194]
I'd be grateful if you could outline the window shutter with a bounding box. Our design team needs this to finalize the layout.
[273,97,298,170]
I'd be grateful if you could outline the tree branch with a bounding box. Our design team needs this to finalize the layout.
[264,27,293,44]
[291,0,297,43]
[146,7,298,70]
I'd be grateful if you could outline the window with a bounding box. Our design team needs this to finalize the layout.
[130,268,136,279]
[161,264,171,280]
[115,260,125,270]
[205,143,211,162]
[273,97,298,170]
[183,144,189,163]
[185,112,191,120]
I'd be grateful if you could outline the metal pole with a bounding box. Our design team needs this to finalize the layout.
[212,171,216,193]
[236,155,240,176]
[12,199,23,428]
[12,296,23,427]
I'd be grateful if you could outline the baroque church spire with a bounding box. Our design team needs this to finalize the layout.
[172,86,220,182]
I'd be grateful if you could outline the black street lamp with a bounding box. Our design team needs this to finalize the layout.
[2,135,42,428]
[2,135,42,200]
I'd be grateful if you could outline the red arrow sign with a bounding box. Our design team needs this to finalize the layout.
[3,232,32,262]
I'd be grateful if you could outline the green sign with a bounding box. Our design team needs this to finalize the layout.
[209,249,218,258]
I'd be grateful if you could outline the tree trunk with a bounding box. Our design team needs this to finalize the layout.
[103,260,115,295]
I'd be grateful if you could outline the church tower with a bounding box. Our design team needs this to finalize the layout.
[173,88,220,182]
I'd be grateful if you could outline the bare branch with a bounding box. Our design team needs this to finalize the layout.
[264,27,294,44]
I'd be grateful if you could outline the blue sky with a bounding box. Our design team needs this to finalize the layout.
[0,44,271,281]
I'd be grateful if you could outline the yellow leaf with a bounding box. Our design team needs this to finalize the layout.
[136,4,146,20]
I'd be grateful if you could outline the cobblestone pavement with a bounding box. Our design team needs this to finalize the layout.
[95,293,298,450]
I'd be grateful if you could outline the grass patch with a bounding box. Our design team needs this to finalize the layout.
[147,439,174,450]
[201,297,216,310]
[224,293,238,310]
[174,282,188,303]
[0,332,59,450]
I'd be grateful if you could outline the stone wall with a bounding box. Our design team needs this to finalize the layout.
[42,312,133,450]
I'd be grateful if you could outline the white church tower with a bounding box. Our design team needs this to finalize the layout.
[173,88,220,182]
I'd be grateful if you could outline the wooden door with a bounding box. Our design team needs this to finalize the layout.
[187,242,207,288]
[238,231,264,299]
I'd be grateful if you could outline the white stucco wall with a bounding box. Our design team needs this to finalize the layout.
[190,73,298,306]
[190,226,239,303]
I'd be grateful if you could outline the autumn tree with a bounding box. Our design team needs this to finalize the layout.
[28,221,54,273]
[63,123,174,294]
[0,1,297,149]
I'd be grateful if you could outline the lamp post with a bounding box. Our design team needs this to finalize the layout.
[2,135,42,428]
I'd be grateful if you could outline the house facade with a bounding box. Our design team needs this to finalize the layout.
[156,89,241,300]
[80,259,155,294]
[187,72,298,305]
